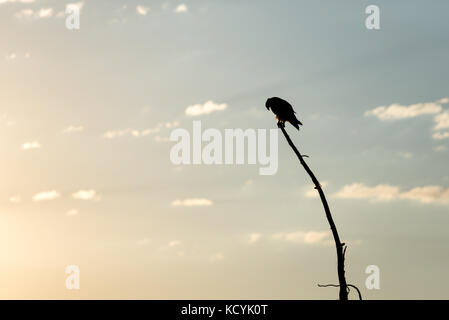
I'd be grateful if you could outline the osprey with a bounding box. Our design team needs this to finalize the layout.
[265,97,303,130]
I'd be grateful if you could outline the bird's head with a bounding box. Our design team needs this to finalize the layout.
[265,98,272,110]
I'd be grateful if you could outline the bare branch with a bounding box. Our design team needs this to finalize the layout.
[277,122,350,300]
[318,284,363,300]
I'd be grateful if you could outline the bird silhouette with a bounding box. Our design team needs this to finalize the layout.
[266,97,303,130]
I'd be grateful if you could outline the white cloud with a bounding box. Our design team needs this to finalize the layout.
[33,190,60,201]
[159,121,180,129]
[248,232,262,244]
[273,231,331,245]
[0,0,34,4]
[334,183,449,205]
[209,253,224,262]
[304,181,328,198]
[137,128,160,136]
[9,195,21,204]
[136,5,149,15]
[168,240,181,247]
[66,209,79,216]
[171,198,213,207]
[63,125,84,134]
[334,183,400,202]
[365,98,449,141]
[365,99,446,120]
[5,53,17,61]
[185,101,227,116]
[174,4,188,13]
[15,7,56,20]
[72,189,99,201]
[399,186,449,204]
[434,110,449,131]
[15,4,82,20]
[103,127,160,139]
[433,132,449,140]
[22,141,41,150]
[37,8,53,18]
[103,129,130,139]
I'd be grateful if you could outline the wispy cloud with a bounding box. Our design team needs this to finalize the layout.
[171,198,213,207]
[63,125,84,134]
[434,110,449,130]
[37,8,53,18]
[5,53,17,61]
[399,186,449,204]
[15,7,54,19]
[365,99,446,120]
[273,231,331,245]
[432,132,449,140]
[168,240,181,247]
[72,189,99,201]
[103,127,160,139]
[5,52,30,61]
[334,183,401,202]
[161,121,179,128]
[365,98,449,141]
[33,190,60,201]
[0,0,34,4]
[185,101,227,116]
[174,4,188,13]
[334,183,449,204]
[136,5,149,15]
[22,141,41,150]
[248,232,262,244]
[15,3,83,21]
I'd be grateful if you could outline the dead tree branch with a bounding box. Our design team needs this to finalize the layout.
[317,284,363,300]
[277,123,350,300]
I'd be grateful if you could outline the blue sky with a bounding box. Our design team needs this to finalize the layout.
[1,0,449,299]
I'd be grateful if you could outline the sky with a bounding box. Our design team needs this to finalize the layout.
[1,0,449,299]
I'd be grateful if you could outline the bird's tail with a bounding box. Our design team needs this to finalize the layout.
[290,119,302,130]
